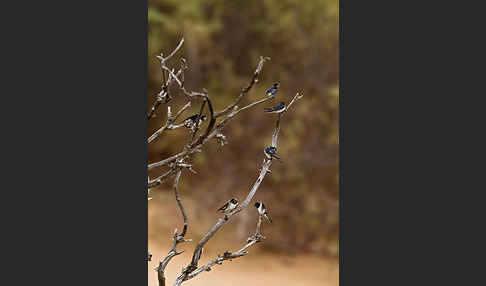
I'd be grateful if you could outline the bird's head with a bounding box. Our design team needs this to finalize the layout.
[200,115,207,121]
[274,82,280,88]
[254,202,260,208]
[231,197,238,204]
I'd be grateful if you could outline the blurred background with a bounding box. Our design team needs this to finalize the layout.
[148,0,338,285]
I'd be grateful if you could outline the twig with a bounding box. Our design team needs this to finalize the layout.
[149,101,192,144]
[148,94,272,171]
[177,214,266,284]
[214,56,271,118]
[157,38,185,64]
[272,92,304,147]
[156,170,192,286]
[148,38,185,120]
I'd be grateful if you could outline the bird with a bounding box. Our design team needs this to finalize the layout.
[255,201,272,223]
[183,114,207,128]
[264,146,281,161]
[263,102,286,113]
[265,82,280,96]
[217,197,239,213]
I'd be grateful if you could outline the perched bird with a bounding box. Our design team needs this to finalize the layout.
[255,201,272,223]
[263,102,286,113]
[183,114,207,128]
[266,82,280,96]
[264,146,281,161]
[217,197,239,213]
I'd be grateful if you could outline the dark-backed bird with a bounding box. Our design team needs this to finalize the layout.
[255,201,272,223]
[217,197,239,213]
[264,146,281,161]
[265,82,280,96]
[263,102,285,113]
[183,114,207,128]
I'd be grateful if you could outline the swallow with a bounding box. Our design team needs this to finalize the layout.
[265,82,280,96]
[255,201,272,223]
[264,146,281,161]
[183,114,207,128]
[217,197,239,213]
[263,102,286,113]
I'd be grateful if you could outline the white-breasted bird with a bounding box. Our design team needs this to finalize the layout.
[254,201,272,223]
[265,82,280,96]
[264,146,281,161]
[183,114,207,128]
[217,197,239,213]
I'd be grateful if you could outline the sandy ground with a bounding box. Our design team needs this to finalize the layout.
[148,245,338,286]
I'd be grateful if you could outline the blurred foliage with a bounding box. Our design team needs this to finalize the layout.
[148,0,339,257]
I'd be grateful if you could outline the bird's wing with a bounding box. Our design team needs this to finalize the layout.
[185,114,197,121]
[265,213,273,223]
[272,153,281,160]
[217,201,229,212]
[264,105,278,112]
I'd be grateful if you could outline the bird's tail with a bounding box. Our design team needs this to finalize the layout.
[271,154,283,163]
[264,213,273,223]
[263,107,274,112]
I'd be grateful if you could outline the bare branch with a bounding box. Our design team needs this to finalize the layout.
[148,58,273,172]
[214,56,271,118]
[156,170,192,286]
[173,170,188,236]
[178,153,272,281]
[157,38,185,64]
[173,90,304,285]
[148,38,185,120]
[177,214,266,284]
[149,39,305,286]
[190,94,216,148]
[148,169,178,188]
[272,92,304,148]
[149,101,192,144]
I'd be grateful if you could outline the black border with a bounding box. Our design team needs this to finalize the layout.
[4,0,148,284]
